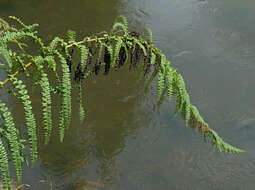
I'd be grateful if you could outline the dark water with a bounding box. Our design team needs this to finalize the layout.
[1,0,255,189]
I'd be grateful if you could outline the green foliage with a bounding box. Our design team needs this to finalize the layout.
[0,15,245,189]
[111,37,123,68]
[49,37,66,54]
[55,52,72,142]
[190,105,244,153]
[157,55,166,100]
[45,56,57,72]
[10,77,38,165]
[134,40,147,56]
[150,51,156,66]
[79,45,89,71]
[40,71,53,145]
[0,139,10,189]
[8,16,26,27]
[166,65,173,101]
[112,15,128,36]
[0,46,12,68]
[0,101,24,188]
[65,30,76,43]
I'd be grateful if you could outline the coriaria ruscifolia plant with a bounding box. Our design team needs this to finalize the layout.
[0,15,244,189]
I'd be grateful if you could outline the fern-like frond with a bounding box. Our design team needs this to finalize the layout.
[175,74,190,126]
[190,105,244,153]
[8,15,38,33]
[166,66,174,101]
[40,72,53,145]
[65,30,76,44]
[209,130,245,153]
[157,71,165,101]
[157,55,166,100]
[115,15,128,30]
[12,54,29,75]
[0,101,23,184]
[0,45,12,68]
[56,52,72,142]
[49,37,65,54]
[111,38,123,68]
[1,30,45,53]
[1,30,32,43]
[0,18,12,32]
[44,56,60,82]
[10,77,38,165]
[150,51,156,66]
[79,45,89,71]
[45,56,57,72]
[8,16,28,28]
[0,139,10,190]
[112,15,128,35]
[134,40,147,56]
[174,74,186,115]
[183,94,191,126]
[111,22,127,35]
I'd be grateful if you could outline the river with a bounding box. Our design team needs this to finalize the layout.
[0,0,255,189]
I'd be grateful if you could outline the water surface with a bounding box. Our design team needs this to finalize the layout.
[0,0,255,189]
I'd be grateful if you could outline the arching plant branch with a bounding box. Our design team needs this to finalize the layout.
[0,15,244,190]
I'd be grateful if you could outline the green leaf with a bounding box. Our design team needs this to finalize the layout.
[0,46,12,68]
[65,30,76,43]
[80,45,89,71]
